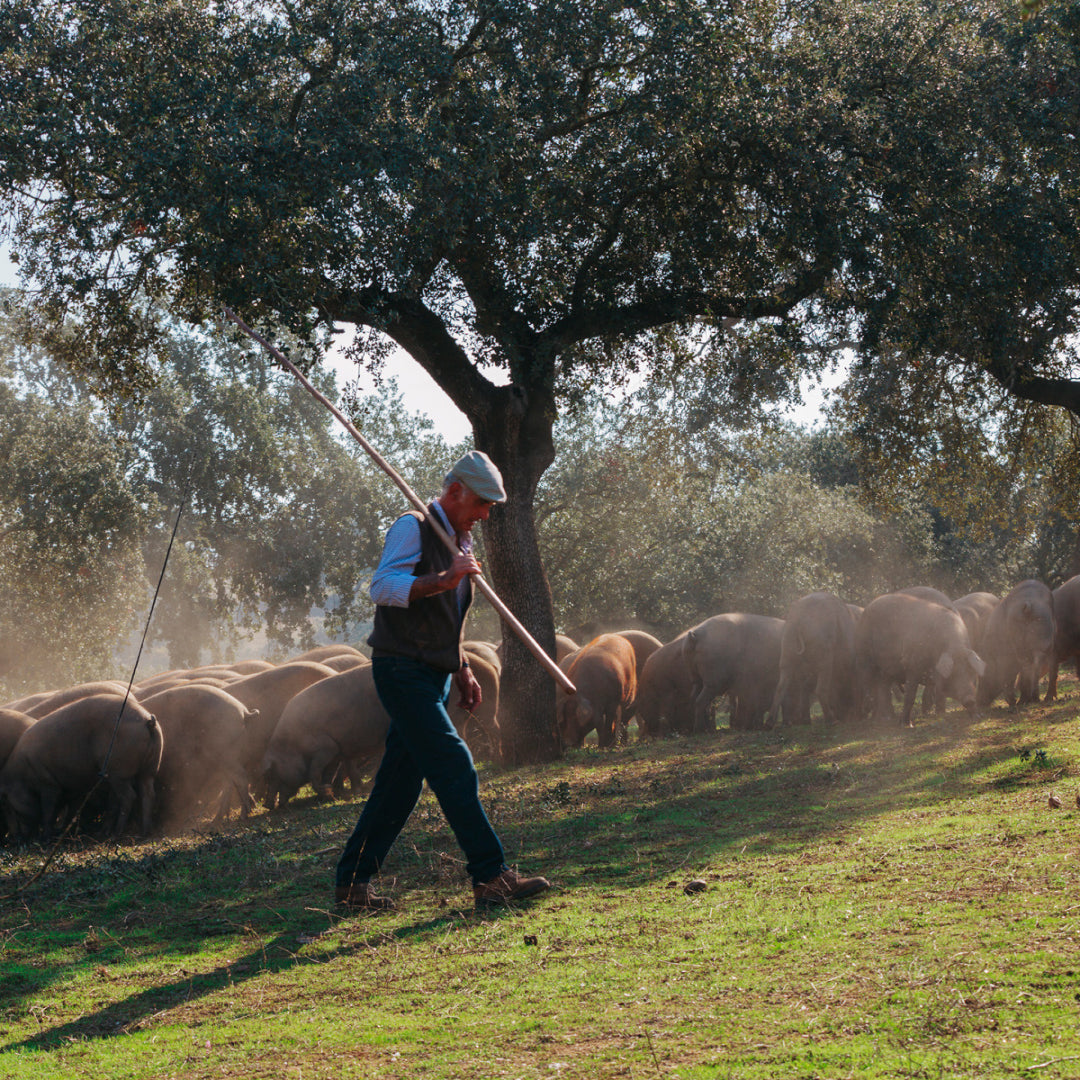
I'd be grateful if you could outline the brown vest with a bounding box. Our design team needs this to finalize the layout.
[367,505,473,673]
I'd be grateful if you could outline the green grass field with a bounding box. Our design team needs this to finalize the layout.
[3,687,1080,1079]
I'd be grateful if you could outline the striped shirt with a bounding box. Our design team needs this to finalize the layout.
[370,502,471,611]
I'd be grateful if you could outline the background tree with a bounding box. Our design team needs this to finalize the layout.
[537,391,938,638]
[0,292,454,694]
[0,330,150,693]
[113,330,454,665]
[3,0,1079,760]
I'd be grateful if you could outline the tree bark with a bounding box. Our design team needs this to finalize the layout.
[1068,522,1080,581]
[341,292,565,763]
[472,383,562,765]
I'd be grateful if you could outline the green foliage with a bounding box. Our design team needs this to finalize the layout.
[110,326,392,665]
[3,0,1077,418]
[539,377,1080,639]
[538,389,940,638]
[0,293,456,692]
[835,374,1080,591]
[0,370,149,690]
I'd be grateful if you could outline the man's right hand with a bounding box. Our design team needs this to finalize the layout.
[445,551,482,588]
[408,552,482,600]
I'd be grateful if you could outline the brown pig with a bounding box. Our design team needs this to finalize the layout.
[140,684,258,829]
[683,614,785,732]
[219,661,338,783]
[767,592,860,728]
[0,694,162,840]
[857,593,985,725]
[978,580,1055,708]
[635,633,694,738]
[557,634,637,748]
[1046,575,1080,702]
[261,664,389,808]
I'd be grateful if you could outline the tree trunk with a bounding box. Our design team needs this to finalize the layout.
[472,384,562,765]
[1069,520,1080,581]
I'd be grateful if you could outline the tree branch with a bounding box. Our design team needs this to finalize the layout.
[429,11,493,99]
[983,359,1080,418]
[543,260,837,354]
[569,197,632,311]
[327,286,496,422]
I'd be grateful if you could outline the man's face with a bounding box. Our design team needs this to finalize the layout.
[442,482,495,534]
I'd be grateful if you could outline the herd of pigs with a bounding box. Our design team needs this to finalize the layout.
[558,578,1076,748]
[1,574,1078,845]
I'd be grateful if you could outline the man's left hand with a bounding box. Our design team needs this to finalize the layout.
[455,666,482,712]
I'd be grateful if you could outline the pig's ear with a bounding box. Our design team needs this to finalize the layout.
[935,652,955,680]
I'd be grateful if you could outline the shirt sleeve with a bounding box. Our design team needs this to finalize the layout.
[370,515,423,608]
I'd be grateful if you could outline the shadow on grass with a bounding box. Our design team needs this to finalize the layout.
[1,686,1077,1050]
[2,902,526,1053]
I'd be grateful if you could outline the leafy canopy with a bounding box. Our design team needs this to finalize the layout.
[0,294,455,693]
[6,0,1074,418]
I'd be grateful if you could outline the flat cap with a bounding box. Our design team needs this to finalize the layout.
[449,450,507,503]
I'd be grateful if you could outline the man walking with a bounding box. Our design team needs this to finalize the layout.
[335,450,551,910]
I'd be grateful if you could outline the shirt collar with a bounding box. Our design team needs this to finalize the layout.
[431,500,470,551]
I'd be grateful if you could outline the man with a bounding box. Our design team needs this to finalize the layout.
[335,450,552,910]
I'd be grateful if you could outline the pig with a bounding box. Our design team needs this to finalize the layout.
[287,644,367,665]
[1047,574,1080,701]
[0,694,162,840]
[611,630,663,683]
[0,708,34,841]
[767,592,860,728]
[320,653,371,673]
[0,708,34,771]
[261,664,389,808]
[683,614,785,732]
[453,649,501,763]
[462,640,501,675]
[635,633,694,737]
[978,580,1055,708]
[218,661,338,783]
[952,592,1000,652]
[557,634,637,748]
[856,593,985,726]
[25,680,131,720]
[140,684,258,829]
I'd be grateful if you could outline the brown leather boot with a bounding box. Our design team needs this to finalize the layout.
[334,882,396,910]
[473,868,552,907]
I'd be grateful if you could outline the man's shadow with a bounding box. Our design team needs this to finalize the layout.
[3,903,521,1053]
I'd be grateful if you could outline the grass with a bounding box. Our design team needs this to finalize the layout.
[3,685,1080,1079]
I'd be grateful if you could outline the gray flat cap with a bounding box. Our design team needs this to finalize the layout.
[449,450,507,503]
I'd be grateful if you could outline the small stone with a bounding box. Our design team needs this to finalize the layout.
[684,879,708,895]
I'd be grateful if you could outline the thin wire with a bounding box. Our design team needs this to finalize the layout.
[98,480,191,777]
[1,484,189,900]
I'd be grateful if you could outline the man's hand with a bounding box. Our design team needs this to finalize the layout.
[408,552,482,601]
[445,551,482,588]
[455,665,482,712]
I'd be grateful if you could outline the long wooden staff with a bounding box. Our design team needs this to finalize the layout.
[221,308,575,694]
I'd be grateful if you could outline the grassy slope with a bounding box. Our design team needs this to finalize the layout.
[3,686,1080,1080]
